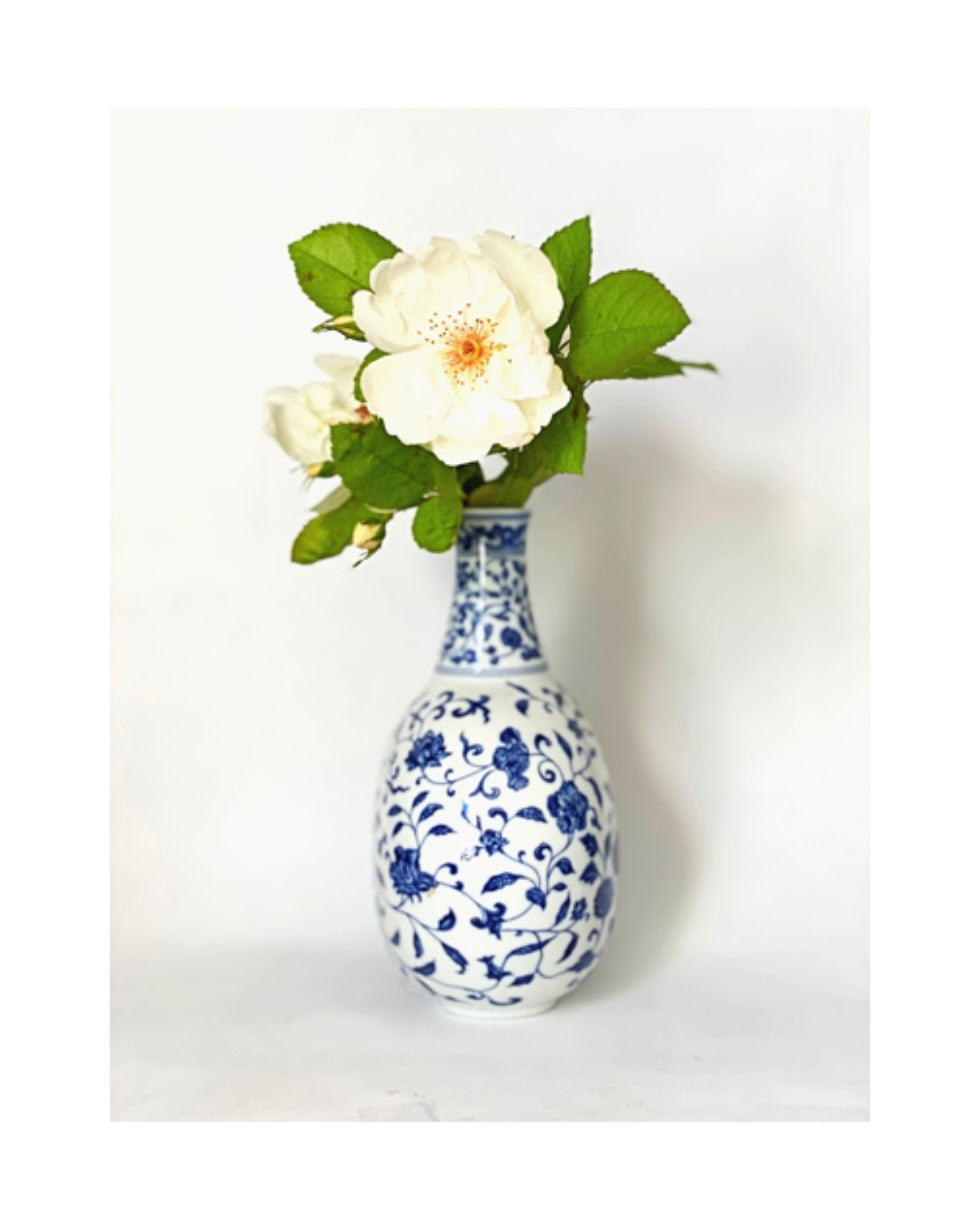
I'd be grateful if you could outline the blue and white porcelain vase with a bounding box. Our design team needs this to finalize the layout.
[374,508,618,1019]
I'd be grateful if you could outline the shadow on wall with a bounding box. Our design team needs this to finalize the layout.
[542,425,851,1005]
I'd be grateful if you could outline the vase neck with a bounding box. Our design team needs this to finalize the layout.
[435,509,548,678]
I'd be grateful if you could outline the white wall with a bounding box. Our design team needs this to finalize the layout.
[111,109,867,1000]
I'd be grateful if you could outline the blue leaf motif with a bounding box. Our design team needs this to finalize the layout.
[511,974,534,986]
[569,950,596,975]
[525,886,546,909]
[388,805,404,817]
[515,806,546,822]
[427,825,455,836]
[390,930,401,946]
[555,731,574,760]
[418,803,444,824]
[413,791,429,808]
[554,898,570,925]
[581,862,600,884]
[392,821,405,836]
[515,699,530,716]
[413,932,423,957]
[580,833,600,857]
[594,878,615,919]
[508,939,550,958]
[558,932,579,962]
[438,910,456,931]
[413,961,437,976]
[441,943,468,973]
[554,857,575,876]
[482,872,523,893]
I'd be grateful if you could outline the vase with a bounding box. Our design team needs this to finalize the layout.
[373,507,618,1019]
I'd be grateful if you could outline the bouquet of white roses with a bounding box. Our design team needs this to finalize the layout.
[265,217,713,563]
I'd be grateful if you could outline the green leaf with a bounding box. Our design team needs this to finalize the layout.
[412,467,463,552]
[457,462,485,496]
[330,420,437,510]
[291,486,371,564]
[288,223,398,316]
[541,216,592,350]
[353,349,387,402]
[568,270,690,381]
[616,354,718,380]
[524,389,587,476]
[468,389,588,508]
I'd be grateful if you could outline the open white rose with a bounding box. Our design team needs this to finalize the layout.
[264,355,361,466]
[352,231,570,465]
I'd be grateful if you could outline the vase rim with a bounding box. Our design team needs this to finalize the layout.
[461,507,531,520]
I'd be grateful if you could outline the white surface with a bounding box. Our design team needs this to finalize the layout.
[111,109,868,1121]
[112,946,867,1122]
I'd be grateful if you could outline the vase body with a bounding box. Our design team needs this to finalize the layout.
[373,508,618,1019]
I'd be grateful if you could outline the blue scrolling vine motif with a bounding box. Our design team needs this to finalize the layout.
[374,681,618,1010]
[457,521,528,553]
[437,514,544,676]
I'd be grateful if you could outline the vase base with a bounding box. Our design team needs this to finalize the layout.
[438,999,558,1021]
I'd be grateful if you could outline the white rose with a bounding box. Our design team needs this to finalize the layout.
[264,355,361,466]
[352,231,570,466]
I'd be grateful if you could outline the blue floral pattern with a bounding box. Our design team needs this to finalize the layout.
[548,780,589,834]
[405,731,449,772]
[389,847,436,900]
[374,680,618,1011]
[437,513,544,675]
[492,727,530,790]
[375,509,618,1015]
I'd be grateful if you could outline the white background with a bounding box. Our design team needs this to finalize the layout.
[111,109,868,1121]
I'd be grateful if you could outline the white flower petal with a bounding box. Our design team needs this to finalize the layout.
[264,385,332,465]
[352,285,418,353]
[313,354,362,409]
[355,239,514,353]
[516,362,572,437]
[301,381,357,427]
[362,348,458,446]
[473,230,563,329]
[428,433,497,466]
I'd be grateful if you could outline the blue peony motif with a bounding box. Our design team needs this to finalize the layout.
[479,828,509,856]
[548,780,589,834]
[406,731,449,772]
[594,877,615,919]
[389,847,436,900]
[492,727,529,791]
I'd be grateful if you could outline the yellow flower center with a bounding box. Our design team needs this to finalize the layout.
[419,305,503,388]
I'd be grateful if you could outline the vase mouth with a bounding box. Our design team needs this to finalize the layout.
[461,507,531,520]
